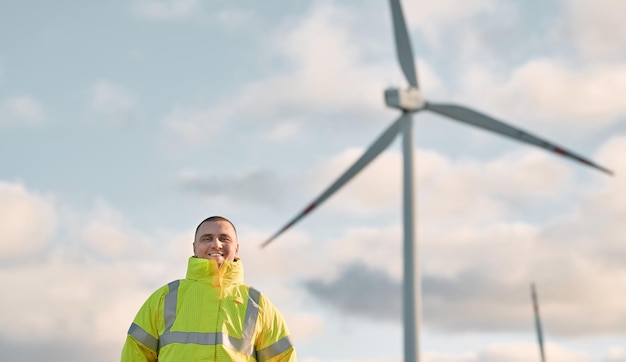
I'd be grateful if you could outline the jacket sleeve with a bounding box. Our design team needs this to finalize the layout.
[120,286,167,362]
[255,293,297,362]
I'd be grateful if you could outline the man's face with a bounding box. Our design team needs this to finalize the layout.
[193,220,239,267]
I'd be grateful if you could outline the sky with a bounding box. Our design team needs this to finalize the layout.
[1,0,626,361]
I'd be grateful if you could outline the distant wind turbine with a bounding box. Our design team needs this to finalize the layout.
[531,283,547,362]
[261,0,612,361]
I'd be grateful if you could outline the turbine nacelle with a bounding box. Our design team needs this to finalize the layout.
[385,87,425,112]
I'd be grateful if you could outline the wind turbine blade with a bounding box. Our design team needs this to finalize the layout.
[425,103,613,175]
[390,0,418,88]
[531,283,546,362]
[261,114,407,248]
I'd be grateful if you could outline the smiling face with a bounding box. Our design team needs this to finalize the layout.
[193,219,239,268]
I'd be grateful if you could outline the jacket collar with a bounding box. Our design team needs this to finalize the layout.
[186,256,244,287]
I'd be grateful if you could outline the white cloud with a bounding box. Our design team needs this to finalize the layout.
[392,342,606,362]
[460,59,626,130]
[0,142,622,360]
[77,200,155,259]
[283,312,324,342]
[0,193,182,356]
[303,148,402,216]
[91,80,139,124]
[239,228,318,282]
[261,121,301,142]
[0,184,325,357]
[475,342,593,362]
[161,1,400,146]
[132,0,200,20]
[271,132,625,336]
[298,144,572,224]
[423,221,538,280]
[558,0,626,61]
[605,346,626,362]
[0,95,45,126]
[0,259,149,342]
[596,135,626,176]
[410,135,626,334]
[332,224,403,280]
[397,0,626,136]
[162,103,229,146]
[417,148,573,224]
[0,182,56,259]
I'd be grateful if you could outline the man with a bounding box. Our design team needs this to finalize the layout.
[121,216,297,361]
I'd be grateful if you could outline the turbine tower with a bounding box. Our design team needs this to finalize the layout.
[531,283,547,362]
[261,1,612,361]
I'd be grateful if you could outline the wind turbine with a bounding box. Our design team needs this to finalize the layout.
[261,0,612,361]
[531,283,547,362]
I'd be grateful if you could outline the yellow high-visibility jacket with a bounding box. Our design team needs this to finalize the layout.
[121,257,296,361]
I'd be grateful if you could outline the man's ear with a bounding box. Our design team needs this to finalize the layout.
[235,243,240,256]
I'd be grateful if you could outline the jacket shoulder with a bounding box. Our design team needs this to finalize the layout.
[146,279,182,301]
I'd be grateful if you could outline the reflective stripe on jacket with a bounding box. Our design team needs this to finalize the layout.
[121,257,296,361]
